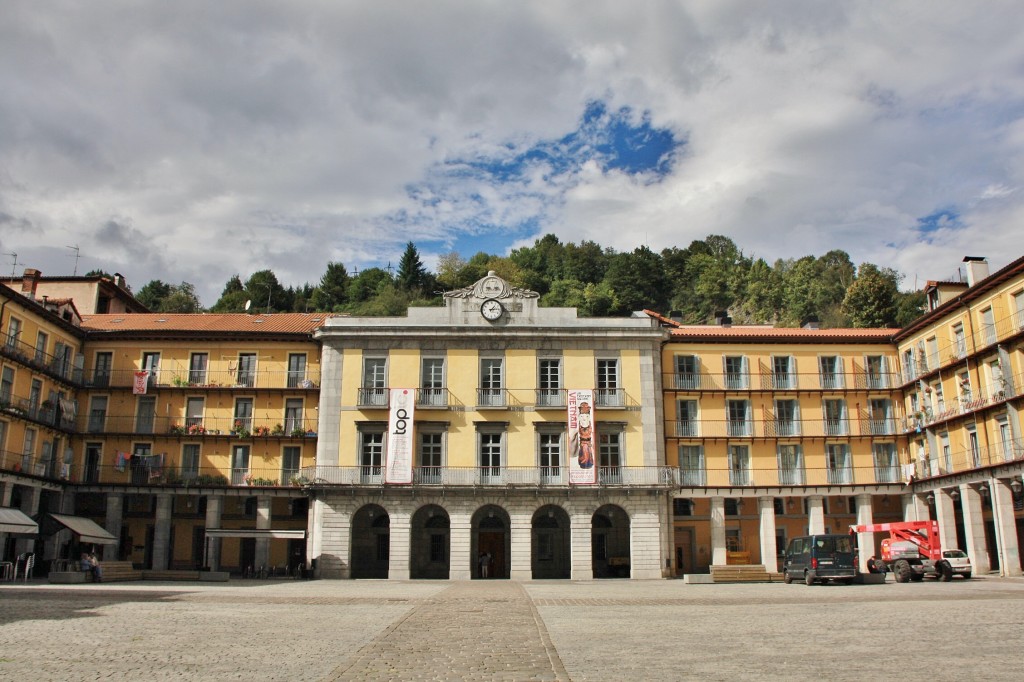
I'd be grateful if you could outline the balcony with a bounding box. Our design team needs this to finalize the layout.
[0,334,78,383]
[535,389,566,408]
[594,388,624,408]
[357,387,389,408]
[476,388,507,408]
[0,393,76,431]
[81,367,319,390]
[673,463,907,488]
[417,388,450,408]
[298,465,676,487]
[76,415,319,438]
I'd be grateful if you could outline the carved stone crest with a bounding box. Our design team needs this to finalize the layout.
[443,270,539,300]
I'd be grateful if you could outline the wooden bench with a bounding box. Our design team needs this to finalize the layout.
[711,564,774,583]
[96,561,143,582]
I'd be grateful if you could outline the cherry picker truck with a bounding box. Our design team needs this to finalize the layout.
[849,520,957,582]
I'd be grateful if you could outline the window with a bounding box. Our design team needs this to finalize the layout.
[677,400,698,437]
[185,397,205,430]
[181,444,201,480]
[537,357,564,407]
[92,352,112,387]
[1014,290,1024,330]
[83,441,101,483]
[952,323,966,358]
[418,431,444,483]
[135,396,156,434]
[234,398,254,432]
[823,399,846,436]
[359,429,385,482]
[230,445,250,485]
[674,355,699,390]
[596,358,622,407]
[88,396,108,433]
[772,356,795,389]
[933,382,946,413]
[966,426,981,468]
[479,357,504,407]
[29,379,42,412]
[284,398,304,434]
[818,356,842,390]
[873,443,897,483]
[679,445,705,486]
[981,307,996,346]
[21,427,37,470]
[5,316,21,350]
[538,431,562,483]
[901,348,916,382]
[774,399,799,437]
[826,444,852,484]
[778,444,804,485]
[726,399,751,437]
[1,365,14,404]
[420,357,446,407]
[189,353,209,385]
[868,399,892,435]
[0,420,7,453]
[430,534,446,563]
[599,430,623,483]
[729,445,750,485]
[673,499,693,516]
[282,446,301,483]
[865,355,887,389]
[724,356,748,389]
[479,429,504,482]
[34,331,48,364]
[957,370,972,402]
[926,337,939,370]
[360,357,388,406]
[142,351,160,388]
[287,353,307,388]
[939,432,952,472]
[997,416,1014,462]
[236,352,257,388]
[989,359,1006,399]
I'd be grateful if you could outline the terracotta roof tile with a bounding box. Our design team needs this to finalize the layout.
[668,325,897,342]
[80,313,333,334]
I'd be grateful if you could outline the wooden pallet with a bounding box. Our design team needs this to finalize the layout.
[710,564,774,583]
[97,561,143,582]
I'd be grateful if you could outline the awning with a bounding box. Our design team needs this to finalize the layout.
[50,513,119,545]
[0,507,38,535]
[204,528,306,539]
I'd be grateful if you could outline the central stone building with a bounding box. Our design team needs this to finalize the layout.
[308,272,669,579]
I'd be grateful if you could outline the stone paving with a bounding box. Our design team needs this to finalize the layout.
[2,576,1023,681]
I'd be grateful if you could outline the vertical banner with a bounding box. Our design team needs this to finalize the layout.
[568,389,597,484]
[385,388,415,484]
[132,371,150,395]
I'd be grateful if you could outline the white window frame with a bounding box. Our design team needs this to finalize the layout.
[595,357,622,407]
[777,444,804,485]
[479,356,505,407]
[420,355,447,407]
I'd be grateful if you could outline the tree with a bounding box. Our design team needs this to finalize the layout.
[245,270,287,313]
[310,262,350,311]
[603,246,669,315]
[135,280,173,311]
[841,264,900,327]
[85,269,113,279]
[396,242,431,293]
[347,267,394,305]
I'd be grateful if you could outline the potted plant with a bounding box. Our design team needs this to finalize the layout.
[168,423,185,436]
[290,427,306,438]
[253,425,270,437]
[271,423,284,436]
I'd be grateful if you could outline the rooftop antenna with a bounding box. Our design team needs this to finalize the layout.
[385,261,394,276]
[66,244,81,275]
[2,252,18,278]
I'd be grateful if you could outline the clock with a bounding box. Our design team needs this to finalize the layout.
[480,298,504,321]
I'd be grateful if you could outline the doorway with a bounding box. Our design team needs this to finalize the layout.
[673,527,695,576]
[351,504,390,579]
[532,505,571,579]
[592,504,630,578]
[410,505,450,579]
[472,505,510,579]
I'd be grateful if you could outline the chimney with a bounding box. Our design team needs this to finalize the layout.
[802,316,820,330]
[963,257,989,287]
[21,268,41,299]
[113,272,126,289]
[714,311,733,327]
[669,310,683,323]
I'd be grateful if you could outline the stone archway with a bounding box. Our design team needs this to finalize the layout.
[592,504,630,578]
[532,505,571,579]
[410,504,450,579]
[351,504,389,579]
[471,505,511,579]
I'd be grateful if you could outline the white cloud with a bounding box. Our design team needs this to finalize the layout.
[1,1,1023,303]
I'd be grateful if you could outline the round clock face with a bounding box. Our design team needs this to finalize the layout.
[480,298,504,321]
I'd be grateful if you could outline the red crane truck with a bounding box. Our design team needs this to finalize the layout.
[850,520,959,582]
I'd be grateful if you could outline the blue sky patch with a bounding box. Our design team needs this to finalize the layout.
[387,99,684,256]
[916,208,962,234]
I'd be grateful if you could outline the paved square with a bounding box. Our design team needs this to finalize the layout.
[2,577,1023,681]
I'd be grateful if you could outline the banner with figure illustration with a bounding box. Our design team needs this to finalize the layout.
[568,389,597,484]
[385,388,415,484]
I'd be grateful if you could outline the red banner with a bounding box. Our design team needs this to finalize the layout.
[132,371,150,395]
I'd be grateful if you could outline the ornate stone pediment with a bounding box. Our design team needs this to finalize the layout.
[443,271,539,301]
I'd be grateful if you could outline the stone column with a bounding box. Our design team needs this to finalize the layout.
[806,495,825,535]
[16,486,42,556]
[901,492,929,523]
[315,346,343,467]
[854,493,875,573]
[103,493,124,562]
[0,480,11,555]
[959,484,991,574]
[630,504,663,579]
[934,489,958,552]
[205,496,223,571]
[316,497,351,579]
[570,510,593,580]
[449,510,472,580]
[152,493,173,570]
[388,509,411,580]
[710,496,727,566]
[255,495,272,571]
[990,478,1022,577]
[510,510,532,580]
[758,496,778,572]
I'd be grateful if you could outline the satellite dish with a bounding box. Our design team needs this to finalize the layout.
[244,300,252,311]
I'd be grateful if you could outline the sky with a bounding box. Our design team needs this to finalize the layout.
[2,1,1024,306]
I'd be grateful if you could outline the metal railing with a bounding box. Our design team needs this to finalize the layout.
[663,371,901,392]
[76,415,318,437]
[299,465,676,487]
[0,334,79,383]
[912,435,1024,481]
[901,369,1023,433]
[81,367,319,390]
[0,393,77,430]
[535,389,567,408]
[357,388,389,408]
[667,418,881,439]
[417,388,450,408]
[898,308,1024,383]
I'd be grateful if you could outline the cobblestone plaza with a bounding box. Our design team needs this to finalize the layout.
[3,577,1023,681]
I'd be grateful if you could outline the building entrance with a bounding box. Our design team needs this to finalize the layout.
[592,504,630,578]
[351,504,389,579]
[472,505,510,579]
[410,504,450,579]
[532,505,570,579]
